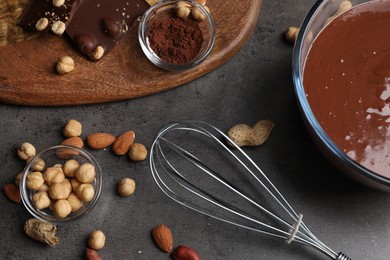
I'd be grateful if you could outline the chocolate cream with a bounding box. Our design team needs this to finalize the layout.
[304,0,390,177]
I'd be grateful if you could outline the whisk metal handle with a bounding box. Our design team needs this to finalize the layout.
[336,252,351,260]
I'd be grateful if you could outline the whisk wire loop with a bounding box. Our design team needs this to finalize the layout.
[150,121,351,260]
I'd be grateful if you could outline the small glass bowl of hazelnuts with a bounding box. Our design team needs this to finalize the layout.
[138,0,216,71]
[20,145,102,224]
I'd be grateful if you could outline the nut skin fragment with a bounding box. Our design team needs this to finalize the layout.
[24,218,59,246]
[128,143,148,161]
[63,119,82,137]
[117,178,135,197]
[88,230,106,250]
[17,142,36,161]
[227,120,274,147]
[56,56,75,75]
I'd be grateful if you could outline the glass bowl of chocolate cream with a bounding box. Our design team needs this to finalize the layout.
[138,0,216,71]
[293,0,390,191]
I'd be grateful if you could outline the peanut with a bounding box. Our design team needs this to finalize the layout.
[227,120,275,147]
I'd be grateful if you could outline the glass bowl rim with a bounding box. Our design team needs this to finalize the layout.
[138,0,216,71]
[292,0,390,187]
[20,145,103,224]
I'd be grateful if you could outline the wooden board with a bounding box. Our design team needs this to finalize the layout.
[0,0,262,106]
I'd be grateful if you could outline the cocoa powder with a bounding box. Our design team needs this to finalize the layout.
[146,17,203,64]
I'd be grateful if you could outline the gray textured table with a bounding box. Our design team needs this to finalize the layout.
[1,1,389,259]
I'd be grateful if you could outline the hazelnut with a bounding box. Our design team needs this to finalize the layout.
[15,172,22,187]
[35,17,49,31]
[26,171,44,191]
[63,119,82,137]
[70,177,81,192]
[88,230,106,250]
[51,20,66,35]
[32,191,51,210]
[52,0,65,7]
[67,193,83,212]
[17,142,36,161]
[53,199,72,218]
[75,163,96,183]
[191,7,205,21]
[76,183,95,202]
[117,178,135,197]
[128,143,148,161]
[38,183,49,192]
[176,5,191,19]
[49,179,71,200]
[27,157,46,171]
[63,159,80,177]
[43,166,65,185]
[56,56,75,75]
[91,46,104,60]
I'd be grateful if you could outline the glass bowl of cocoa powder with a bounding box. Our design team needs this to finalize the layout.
[138,0,216,71]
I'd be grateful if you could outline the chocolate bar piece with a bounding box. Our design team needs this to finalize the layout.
[65,0,150,60]
[18,0,76,35]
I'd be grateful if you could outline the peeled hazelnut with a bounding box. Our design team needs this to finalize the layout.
[63,119,82,137]
[176,5,191,19]
[76,183,95,202]
[26,172,44,191]
[117,178,135,197]
[56,56,75,75]
[51,21,66,35]
[67,193,83,212]
[38,183,49,192]
[71,177,81,192]
[52,0,65,7]
[128,143,148,161]
[88,230,106,250]
[63,159,80,177]
[32,191,51,210]
[285,27,299,44]
[191,7,205,21]
[91,46,104,60]
[15,172,22,187]
[75,163,96,183]
[17,142,36,161]
[44,167,65,185]
[49,179,71,200]
[35,17,49,31]
[27,157,46,171]
[53,199,72,218]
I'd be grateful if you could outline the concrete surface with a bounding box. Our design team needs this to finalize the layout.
[1,0,390,259]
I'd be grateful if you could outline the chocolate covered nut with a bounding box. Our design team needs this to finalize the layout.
[102,18,121,37]
[74,34,96,54]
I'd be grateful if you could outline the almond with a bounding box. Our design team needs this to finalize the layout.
[87,133,116,149]
[112,130,135,155]
[152,224,173,253]
[172,245,201,260]
[3,183,21,203]
[86,248,101,260]
[58,136,84,158]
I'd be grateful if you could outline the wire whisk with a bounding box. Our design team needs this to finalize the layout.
[149,121,351,260]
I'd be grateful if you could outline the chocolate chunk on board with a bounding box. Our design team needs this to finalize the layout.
[18,0,76,35]
[66,0,150,60]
